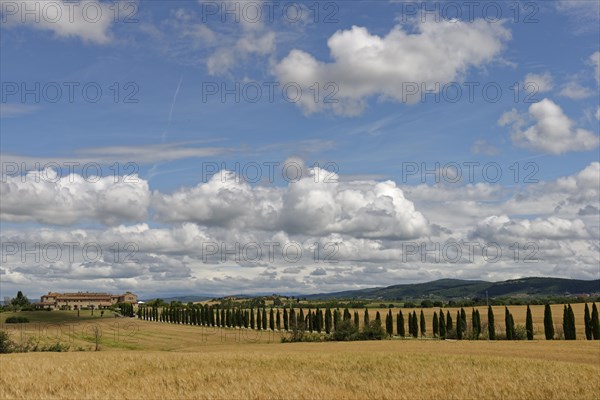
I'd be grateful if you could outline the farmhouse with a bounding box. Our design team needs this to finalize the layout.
[34,291,138,310]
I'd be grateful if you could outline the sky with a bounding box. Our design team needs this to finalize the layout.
[0,0,599,300]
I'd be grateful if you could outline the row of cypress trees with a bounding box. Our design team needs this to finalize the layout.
[138,303,600,340]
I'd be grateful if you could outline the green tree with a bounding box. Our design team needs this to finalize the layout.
[446,311,453,332]
[11,291,30,308]
[439,310,446,339]
[432,312,439,337]
[526,305,534,340]
[460,308,467,335]
[591,303,600,340]
[584,303,592,340]
[270,308,275,331]
[488,306,495,340]
[543,304,554,340]
[419,310,426,337]
[456,311,463,340]
[283,308,289,331]
[412,311,418,338]
[364,308,370,326]
[568,304,576,340]
[325,308,332,334]
[353,311,359,330]
[505,307,513,340]
[262,308,268,330]
[385,310,393,336]
[398,311,405,337]
[256,307,262,330]
[250,307,255,329]
[276,309,281,330]
[333,309,339,331]
[375,311,381,323]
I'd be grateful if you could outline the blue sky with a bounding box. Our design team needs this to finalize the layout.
[1,1,599,299]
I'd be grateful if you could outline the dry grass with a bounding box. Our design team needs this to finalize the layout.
[1,341,598,400]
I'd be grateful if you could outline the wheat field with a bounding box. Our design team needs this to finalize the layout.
[1,341,599,400]
[1,306,599,399]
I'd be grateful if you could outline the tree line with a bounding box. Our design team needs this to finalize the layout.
[137,303,600,340]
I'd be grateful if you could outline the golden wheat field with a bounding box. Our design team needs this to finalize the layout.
[1,341,599,400]
[1,306,599,400]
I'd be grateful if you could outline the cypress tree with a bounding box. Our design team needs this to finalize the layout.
[476,310,482,338]
[460,308,467,334]
[584,303,592,340]
[244,310,249,328]
[290,308,297,331]
[375,311,381,323]
[290,308,296,330]
[568,304,576,340]
[526,305,534,340]
[344,308,351,321]
[299,309,305,331]
[456,311,463,340]
[250,307,255,329]
[325,308,332,334]
[446,311,453,332]
[562,305,568,339]
[433,312,439,337]
[318,309,324,333]
[398,311,405,337]
[591,303,600,340]
[439,310,446,339]
[354,311,359,330]
[412,311,418,338]
[505,307,513,340]
[216,307,220,327]
[283,308,289,331]
[333,309,339,331]
[256,307,262,330]
[276,309,280,330]
[488,306,495,340]
[543,304,554,340]
[386,310,393,336]
[420,310,426,337]
[364,308,370,325]
[262,308,268,330]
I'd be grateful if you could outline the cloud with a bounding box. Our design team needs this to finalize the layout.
[523,72,553,93]
[154,165,430,240]
[0,0,120,44]
[471,139,499,156]
[590,51,600,85]
[0,104,39,118]
[274,19,510,115]
[559,81,594,99]
[500,98,599,154]
[1,143,233,166]
[1,169,150,225]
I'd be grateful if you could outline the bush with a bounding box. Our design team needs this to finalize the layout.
[331,319,359,341]
[5,316,29,324]
[512,324,528,340]
[0,330,14,354]
[42,342,71,352]
[359,320,387,340]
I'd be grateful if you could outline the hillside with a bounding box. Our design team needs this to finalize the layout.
[304,277,600,300]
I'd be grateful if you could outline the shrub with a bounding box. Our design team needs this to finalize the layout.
[5,316,29,324]
[332,319,359,341]
[0,330,14,354]
[359,320,387,340]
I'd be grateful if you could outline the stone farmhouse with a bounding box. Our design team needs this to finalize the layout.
[34,291,137,310]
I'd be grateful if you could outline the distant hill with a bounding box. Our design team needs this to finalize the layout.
[304,277,600,300]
